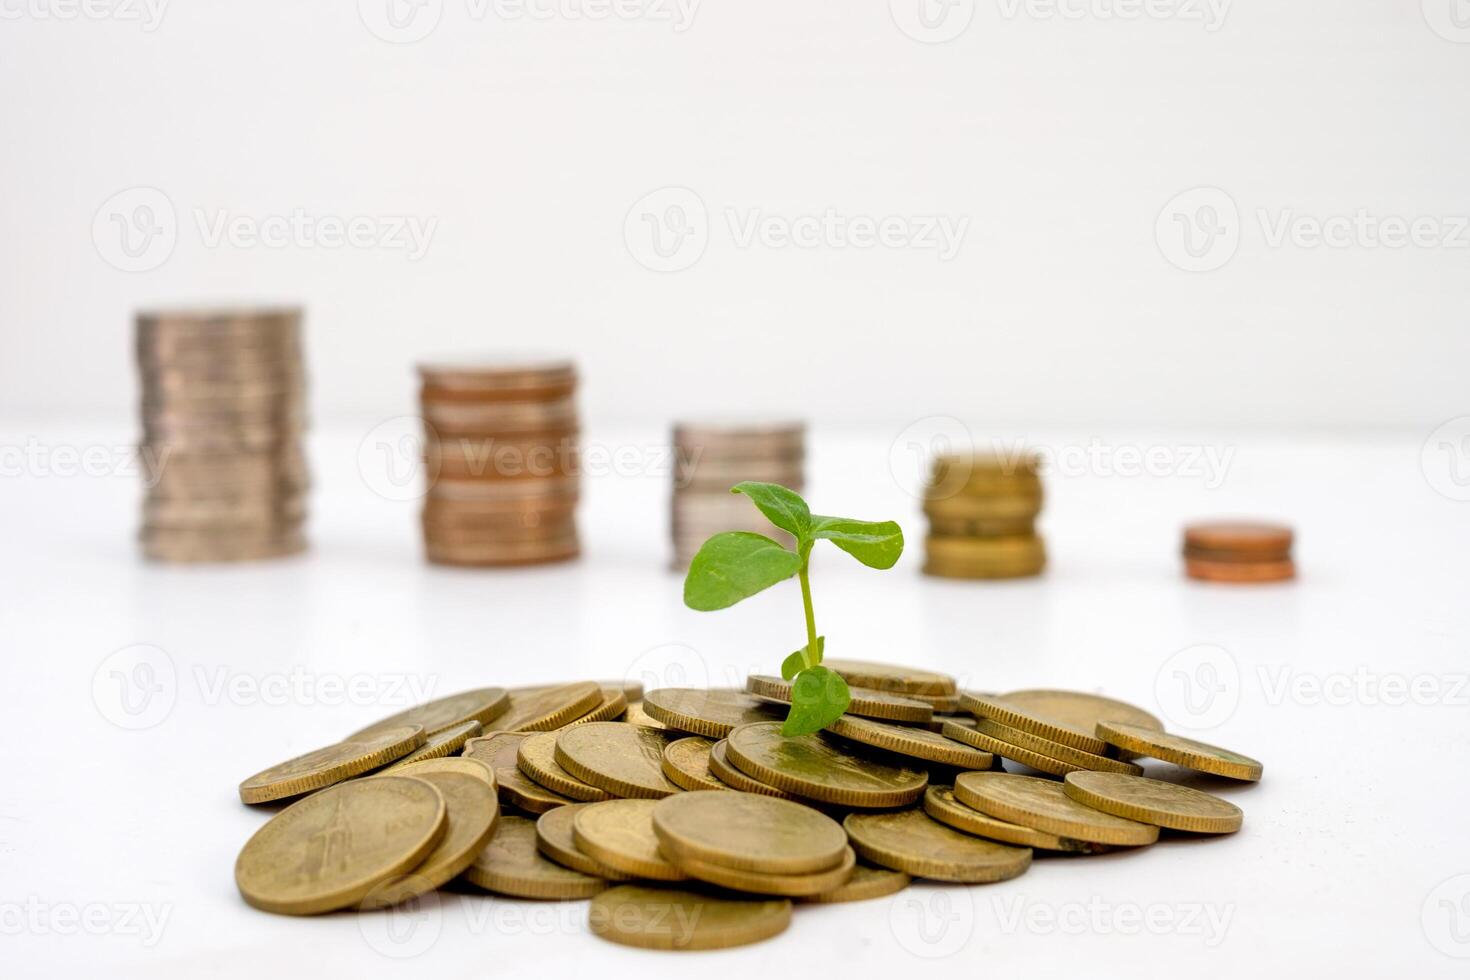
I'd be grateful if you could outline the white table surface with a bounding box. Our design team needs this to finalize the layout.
[4,420,1469,978]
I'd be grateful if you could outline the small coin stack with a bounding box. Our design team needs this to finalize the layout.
[1183,521,1296,584]
[670,420,805,568]
[135,308,308,562]
[417,358,580,567]
[233,664,1262,952]
[922,453,1046,579]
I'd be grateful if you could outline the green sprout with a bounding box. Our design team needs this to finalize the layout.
[681,482,904,737]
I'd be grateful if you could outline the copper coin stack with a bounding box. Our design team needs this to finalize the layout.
[670,421,805,568]
[1183,521,1295,583]
[418,358,581,567]
[135,308,309,562]
[921,453,1046,579]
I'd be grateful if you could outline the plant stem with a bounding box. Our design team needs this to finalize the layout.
[798,544,819,665]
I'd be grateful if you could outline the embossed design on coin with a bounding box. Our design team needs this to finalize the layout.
[725,722,927,808]
[555,722,682,799]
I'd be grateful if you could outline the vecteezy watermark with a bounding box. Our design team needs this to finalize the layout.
[993,0,1231,31]
[0,899,172,947]
[890,0,976,43]
[889,887,974,958]
[1421,416,1470,502]
[623,642,711,694]
[0,438,172,484]
[93,645,178,731]
[992,895,1235,947]
[358,0,699,43]
[1422,0,1470,43]
[0,0,169,30]
[92,186,437,271]
[357,415,706,501]
[92,644,440,730]
[1157,186,1470,272]
[886,417,1236,501]
[1423,874,1470,958]
[624,187,969,272]
[359,889,443,959]
[1154,643,1241,729]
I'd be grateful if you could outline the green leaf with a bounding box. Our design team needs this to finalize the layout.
[780,636,825,681]
[683,532,801,611]
[781,666,851,736]
[732,482,812,540]
[811,516,905,570]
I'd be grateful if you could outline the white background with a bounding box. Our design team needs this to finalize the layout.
[3,3,1470,979]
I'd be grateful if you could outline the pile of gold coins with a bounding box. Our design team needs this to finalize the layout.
[417,358,580,566]
[233,660,1262,951]
[922,453,1046,579]
[670,420,805,567]
[135,308,308,562]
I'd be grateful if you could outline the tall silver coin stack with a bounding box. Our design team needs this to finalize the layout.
[670,420,806,567]
[135,308,309,562]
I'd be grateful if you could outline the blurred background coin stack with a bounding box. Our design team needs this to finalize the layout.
[1182,521,1295,584]
[921,453,1046,579]
[417,357,581,567]
[135,308,309,562]
[670,420,806,568]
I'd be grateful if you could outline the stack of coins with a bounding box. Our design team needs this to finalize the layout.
[670,420,805,567]
[1183,521,1295,583]
[232,666,1262,951]
[135,308,308,562]
[417,358,580,567]
[921,453,1045,579]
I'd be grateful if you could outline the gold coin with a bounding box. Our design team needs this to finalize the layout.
[534,804,634,879]
[940,721,1079,777]
[463,815,607,899]
[238,725,426,804]
[494,683,604,732]
[821,659,957,697]
[590,885,792,951]
[906,691,963,713]
[640,688,782,737]
[561,687,629,727]
[843,809,1033,883]
[922,785,1108,853]
[746,674,933,724]
[999,689,1163,737]
[954,772,1159,846]
[652,791,849,874]
[660,736,727,792]
[572,799,687,881]
[800,862,911,904]
[707,740,802,800]
[388,755,495,787]
[464,733,573,813]
[724,722,927,808]
[1063,771,1243,833]
[235,776,446,914]
[623,701,668,730]
[349,687,510,739]
[517,732,612,802]
[1095,722,1264,782]
[384,720,483,770]
[922,535,1046,579]
[960,692,1110,756]
[827,714,993,769]
[362,771,500,907]
[607,679,644,701]
[554,722,682,799]
[674,846,856,898]
[973,718,1142,775]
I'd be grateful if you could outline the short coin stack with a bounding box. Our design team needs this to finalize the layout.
[922,453,1045,579]
[670,420,805,568]
[232,664,1263,952]
[417,357,580,567]
[135,308,308,562]
[1183,520,1296,583]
